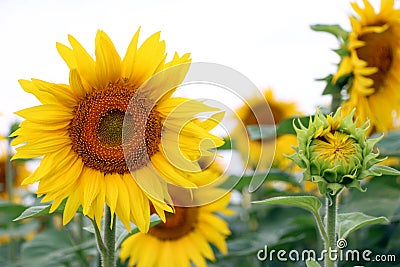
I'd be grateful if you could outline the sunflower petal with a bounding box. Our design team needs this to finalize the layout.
[95,30,121,88]
[68,34,98,89]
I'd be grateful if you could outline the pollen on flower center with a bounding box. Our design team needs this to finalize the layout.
[357,30,394,92]
[97,109,125,147]
[69,80,162,174]
[149,206,199,240]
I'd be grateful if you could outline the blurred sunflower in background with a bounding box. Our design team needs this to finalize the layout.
[232,89,302,171]
[0,139,36,245]
[120,159,233,267]
[11,29,224,232]
[334,0,400,133]
[0,142,30,201]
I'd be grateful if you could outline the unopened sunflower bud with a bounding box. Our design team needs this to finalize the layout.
[288,108,392,196]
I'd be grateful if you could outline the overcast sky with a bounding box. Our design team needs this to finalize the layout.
[0,0,369,135]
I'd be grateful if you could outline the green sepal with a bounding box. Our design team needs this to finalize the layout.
[310,24,349,41]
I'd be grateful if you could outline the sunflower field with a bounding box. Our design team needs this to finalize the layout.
[1,0,400,266]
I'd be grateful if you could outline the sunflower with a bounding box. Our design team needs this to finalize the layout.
[334,0,400,133]
[119,161,233,267]
[0,144,30,201]
[11,29,224,232]
[233,89,302,171]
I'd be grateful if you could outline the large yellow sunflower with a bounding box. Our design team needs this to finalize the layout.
[233,89,302,171]
[119,161,233,267]
[334,0,400,132]
[11,29,224,232]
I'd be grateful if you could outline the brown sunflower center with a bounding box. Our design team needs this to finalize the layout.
[149,206,199,240]
[69,80,162,174]
[357,29,394,91]
[243,103,278,143]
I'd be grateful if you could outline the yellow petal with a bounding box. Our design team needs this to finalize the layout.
[95,30,121,88]
[93,178,106,229]
[15,104,73,124]
[130,31,166,86]
[32,79,77,108]
[18,79,56,104]
[12,136,70,159]
[115,175,131,231]
[123,174,150,233]
[69,68,89,98]
[122,27,140,80]
[150,153,196,188]
[56,42,77,69]
[105,174,119,226]
[63,184,83,225]
[68,34,98,89]
[82,169,102,215]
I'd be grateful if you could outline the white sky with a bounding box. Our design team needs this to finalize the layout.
[0,0,365,135]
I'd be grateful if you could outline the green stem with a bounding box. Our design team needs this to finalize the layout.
[103,206,116,267]
[91,205,116,267]
[325,194,338,267]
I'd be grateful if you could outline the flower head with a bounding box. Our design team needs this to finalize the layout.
[120,161,232,267]
[11,29,224,232]
[233,89,302,171]
[334,0,400,132]
[288,108,388,195]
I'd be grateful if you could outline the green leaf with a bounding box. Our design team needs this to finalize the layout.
[221,169,300,192]
[218,137,232,150]
[306,258,322,267]
[374,130,400,157]
[247,125,275,140]
[341,176,400,219]
[21,229,95,267]
[253,196,322,216]
[316,72,353,96]
[248,115,315,139]
[0,220,40,239]
[13,205,51,221]
[337,212,389,240]
[0,202,27,225]
[277,116,314,136]
[310,24,349,41]
[369,165,400,176]
[14,200,80,222]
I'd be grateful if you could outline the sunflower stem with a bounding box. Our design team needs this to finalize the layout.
[91,219,107,260]
[324,194,338,267]
[103,205,116,267]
